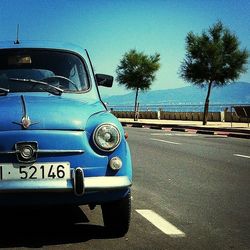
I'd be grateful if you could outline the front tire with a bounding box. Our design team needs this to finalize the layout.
[101,190,131,236]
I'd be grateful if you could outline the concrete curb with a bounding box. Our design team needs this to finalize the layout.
[121,122,250,139]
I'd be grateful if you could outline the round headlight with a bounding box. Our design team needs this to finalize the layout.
[93,123,121,152]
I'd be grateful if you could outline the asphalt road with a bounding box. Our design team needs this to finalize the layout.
[0,127,249,250]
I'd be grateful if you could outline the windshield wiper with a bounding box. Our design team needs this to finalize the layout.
[41,75,80,91]
[0,87,10,96]
[8,78,64,96]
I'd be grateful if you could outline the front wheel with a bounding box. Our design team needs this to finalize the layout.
[101,190,131,236]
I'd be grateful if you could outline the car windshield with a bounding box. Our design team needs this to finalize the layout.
[0,49,89,93]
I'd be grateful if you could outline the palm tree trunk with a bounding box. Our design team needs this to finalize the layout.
[203,80,213,125]
[134,87,139,121]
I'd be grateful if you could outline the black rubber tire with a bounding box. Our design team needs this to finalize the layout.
[101,190,131,236]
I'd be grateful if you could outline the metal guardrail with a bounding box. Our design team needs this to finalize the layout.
[108,104,250,112]
[109,104,250,125]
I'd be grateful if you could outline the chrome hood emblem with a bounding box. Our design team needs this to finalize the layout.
[21,116,31,129]
[13,95,39,129]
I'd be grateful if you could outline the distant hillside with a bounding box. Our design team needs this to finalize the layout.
[103,82,250,105]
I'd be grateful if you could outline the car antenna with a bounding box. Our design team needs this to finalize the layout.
[14,24,20,44]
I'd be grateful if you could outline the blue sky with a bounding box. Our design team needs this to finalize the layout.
[0,0,249,96]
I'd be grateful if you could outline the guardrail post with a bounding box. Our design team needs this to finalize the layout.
[231,106,233,128]
[157,108,162,120]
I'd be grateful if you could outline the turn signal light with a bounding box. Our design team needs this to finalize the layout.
[109,157,122,170]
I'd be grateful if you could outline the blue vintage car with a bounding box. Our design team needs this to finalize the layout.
[0,41,132,235]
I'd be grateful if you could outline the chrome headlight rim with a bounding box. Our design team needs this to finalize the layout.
[93,123,121,152]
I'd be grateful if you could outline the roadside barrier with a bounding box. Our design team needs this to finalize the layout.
[112,111,244,122]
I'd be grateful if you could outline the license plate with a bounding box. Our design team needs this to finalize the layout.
[0,162,70,180]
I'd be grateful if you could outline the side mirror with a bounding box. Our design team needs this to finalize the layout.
[95,74,113,88]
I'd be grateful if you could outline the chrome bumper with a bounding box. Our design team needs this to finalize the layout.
[0,176,132,193]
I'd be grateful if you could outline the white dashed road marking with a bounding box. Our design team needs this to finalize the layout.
[234,154,250,159]
[150,133,197,137]
[136,209,186,238]
[150,138,181,145]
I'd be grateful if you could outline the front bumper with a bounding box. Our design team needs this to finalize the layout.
[0,174,132,206]
[0,176,132,193]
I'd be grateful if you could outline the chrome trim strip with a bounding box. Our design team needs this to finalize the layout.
[0,149,84,155]
[0,176,131,192]
[12,95,39,128]
[37,150,84,154]
[21,95,27,117]
[0,151,16,154]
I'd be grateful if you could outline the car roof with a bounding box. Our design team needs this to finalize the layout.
[0,40,86,57]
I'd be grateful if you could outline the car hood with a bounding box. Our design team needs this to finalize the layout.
[0,94,105,131]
